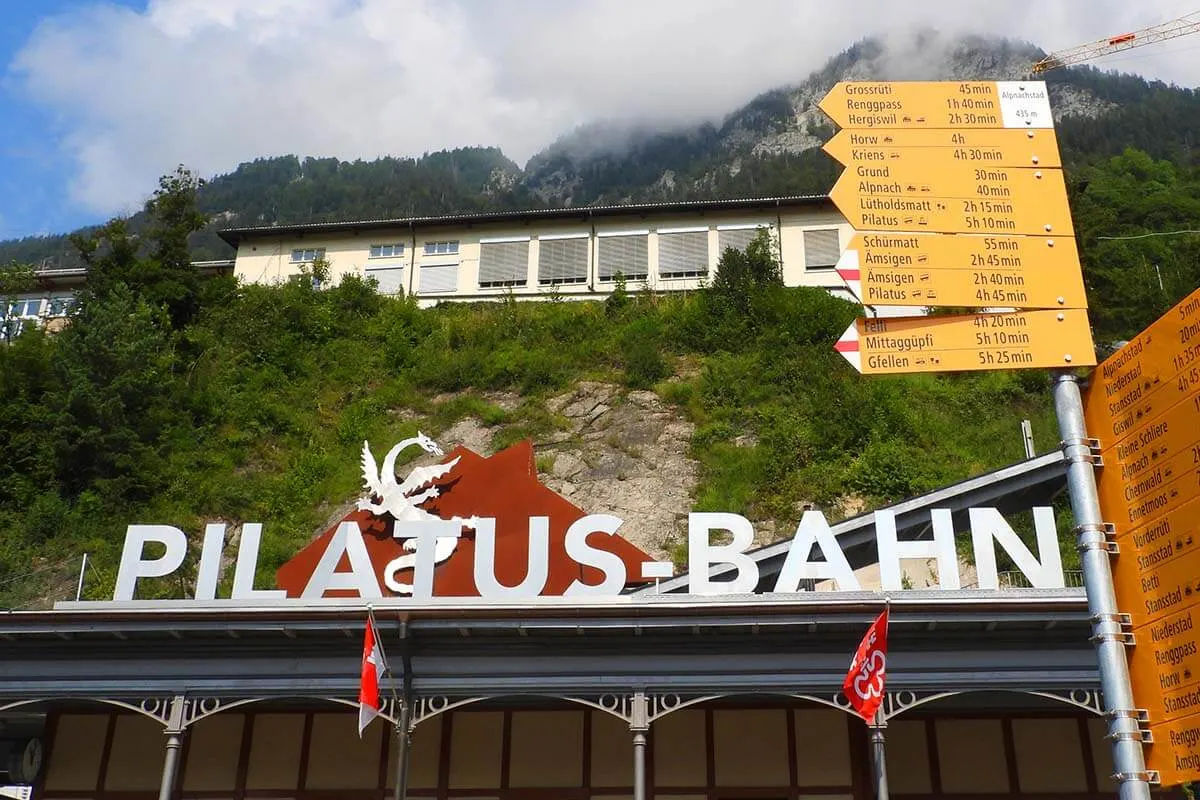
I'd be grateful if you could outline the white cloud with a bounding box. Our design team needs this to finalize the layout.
[9,0,1200,217]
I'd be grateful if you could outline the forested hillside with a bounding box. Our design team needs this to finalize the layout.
[0,174,1064,605]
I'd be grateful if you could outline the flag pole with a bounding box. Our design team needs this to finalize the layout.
[869,712,890,800]
[869,597,890,800]
[382,614,413,800]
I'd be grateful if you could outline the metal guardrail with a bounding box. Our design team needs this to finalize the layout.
[797,569,1085,592]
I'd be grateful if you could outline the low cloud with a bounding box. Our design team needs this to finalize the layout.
[9,0,1200,216]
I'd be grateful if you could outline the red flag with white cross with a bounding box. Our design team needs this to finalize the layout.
[358,614,387,736]
[842,607,889,723]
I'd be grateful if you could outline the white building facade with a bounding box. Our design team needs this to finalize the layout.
[219,196,854,305]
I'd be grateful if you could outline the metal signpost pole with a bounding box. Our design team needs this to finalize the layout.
[1053,373,1152,800]
[869,717,890,800]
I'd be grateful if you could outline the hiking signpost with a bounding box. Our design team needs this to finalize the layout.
[1082,286,1200,787]
[818,79,1094,372]
[819,79,1188,799]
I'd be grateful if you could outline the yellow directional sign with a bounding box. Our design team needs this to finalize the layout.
[1115,526,1200,629]
[1088,289,1200,786]
[1085,286,1200,449]
[1143,711,1200,788]
[1095,397,1200,531]
[828,179,1075,236]
[835,232,1087,309]
[838,264,1086,309]
[818,81,1054,130]
[834,309,1095,375]
[831,161,1068,205]
[840,232,1082,274]
[1127,603,1200,725]
[823,128,1063,169]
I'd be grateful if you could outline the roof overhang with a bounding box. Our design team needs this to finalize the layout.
[216,195,832,248]
[0,590,1093,699]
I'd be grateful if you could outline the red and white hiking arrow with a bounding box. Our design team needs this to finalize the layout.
[834,247,863,304]
[834,321,862,373]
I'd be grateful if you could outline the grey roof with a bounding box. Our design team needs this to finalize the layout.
[8,591,1094,699]
[217,194,832,247]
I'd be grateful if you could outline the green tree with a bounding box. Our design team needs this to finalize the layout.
[72,166,210,330]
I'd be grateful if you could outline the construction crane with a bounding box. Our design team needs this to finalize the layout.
[1031,11,1200,73]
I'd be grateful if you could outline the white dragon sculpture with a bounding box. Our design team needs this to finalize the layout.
[357,432,479,594]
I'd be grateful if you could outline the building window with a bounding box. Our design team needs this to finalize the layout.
[418,264,458,294]
[537,236,588,286]
[368,243,405,259]
[7,299,42,318]
[478,239,529,288]
[46,296,76,317]
[364,266,405,296]
[718,225,766,255]
[658,229,709,279]
[291,247,325,264]
[598,232,649,282]
[423,241,459,257]
[804,229,841,269]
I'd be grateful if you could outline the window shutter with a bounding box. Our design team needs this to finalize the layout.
[537,238,588,285]
[479,241,529,286]
[804,229,841,268]
[418,264,458,294]
[365,266,405,295]
[658,231,709,278]
[718,227,761,255]
[598,235,648,281]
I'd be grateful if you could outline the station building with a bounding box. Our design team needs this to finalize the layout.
[0,438,1172,800]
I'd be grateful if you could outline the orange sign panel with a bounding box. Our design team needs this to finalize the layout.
[835,232,1086,309]
[1127,604,1200,724]
[1091,290,1200,785]
[840,265,1086,309]
[831,161,1069,207]
[828,180,1075,236]
[817,81,1054,130]
[823,128,1063,169]
[1111,491,1200,557]
[1141,710,1200,786]
[1115,530,1200,629]
[1095,395,1200,524]
[834,309,1096,375]
[1084,287,1200,449]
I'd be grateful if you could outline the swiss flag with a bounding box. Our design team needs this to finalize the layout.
[842,608,889,723]
[358,617,386,736]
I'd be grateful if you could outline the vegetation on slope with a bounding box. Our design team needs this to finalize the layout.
[0,171,1064,604]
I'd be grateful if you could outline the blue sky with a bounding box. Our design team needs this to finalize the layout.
[0,0,142,240]
[0,1,1197,245]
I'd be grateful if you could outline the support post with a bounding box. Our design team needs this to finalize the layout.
[869,717,889,800]
[75,553,88,602]
[392,618,415,800]
[631,692,649,800]
[392,699,412,800]
[1053,373,1153,800]
[157,696,187,800]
